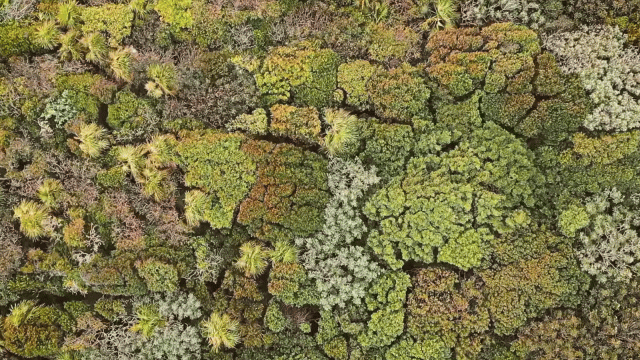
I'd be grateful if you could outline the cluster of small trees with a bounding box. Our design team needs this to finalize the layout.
[1,0,640,359]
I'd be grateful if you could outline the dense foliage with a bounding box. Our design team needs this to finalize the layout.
[1,0,640,359]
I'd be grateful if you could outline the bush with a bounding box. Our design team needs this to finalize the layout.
[135,258,179,293]
[296,158,381,310]
[2,301,67,358]
[544,25,640,132]
[226,108,269,135]
[358,120,414,181]
[367,23,419,62]
[252,45,341,107]
[0,22,33,58]
[174,131,257,229]
[270,104,322,144]
[367,63,430,122]
[406,268,488,356]
[364,122,540,270]
[81,4,134,46]
[568,188,640,283]
[172,57,259,128]
[238,143,329,242]
[154,0,194,31]
[337,60,377,111]
[107,90,150,131]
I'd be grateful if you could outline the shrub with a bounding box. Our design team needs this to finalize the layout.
[252,45,340,107]
[568,188,640,283]
[0,22,34,58]
[270,104,322,144]
[63,217,85,248]
[107,90,150,131]
[174,131,257,229]
[460,0,562,30]
[364,122,540,270]
[426,23,589,142]
[2,301,67,358]
[367,63,431,122]
[406,268,491,357]
[226,108,269,135]
[367,23,419,62]
[337,60,377,111]
[42,90,79,129]
[81,4,134,46]
[94,298,126,321]
[480,247,587,335]
[296,158,381,310]
[358,120,414,181]
[544,25,640,132]
[238,143,329,242]
[173,57,259,127]
[264,300,287,333]
[386,336,451,360]
[511,310,586,359]
[154,0,194,30]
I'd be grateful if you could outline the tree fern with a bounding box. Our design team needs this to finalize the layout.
[57,0,80,28]
[33,21,60,50]
[236,241,269,277]
[130,304,166,339]
[80,32,108,64]
[109,48,134,82]
[323,108,360,157]
[76,122,109,158]
[13,200,49,238]
[37,179,64,208]
[200,312,240,352]
[117,145,145,182]
[146,63,178,97]
[184,190,209,227]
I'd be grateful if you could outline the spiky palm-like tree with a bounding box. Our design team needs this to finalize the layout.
[184,190,209,227]
[58,30,82,61]
[421,0,459,31]
[236,241,269,277]
[144,82,164,99]
[37,179,64,208]
[109,48,133,82]
[117,145,145,182]
[130,305,166,339]
[33,21,60,50]
[201,312,240,352]
[76,123,109,158]
[141,167,170,201]
[324,108,360,157]
[145,134,175,168]
[80,32,108,64]
[6,300,36,327]
[57,0,81,28]
[13,200,48,238]
[270,241,298,264]
[146,63,178,97]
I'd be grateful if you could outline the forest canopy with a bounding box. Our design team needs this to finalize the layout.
[1,0,640,359]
